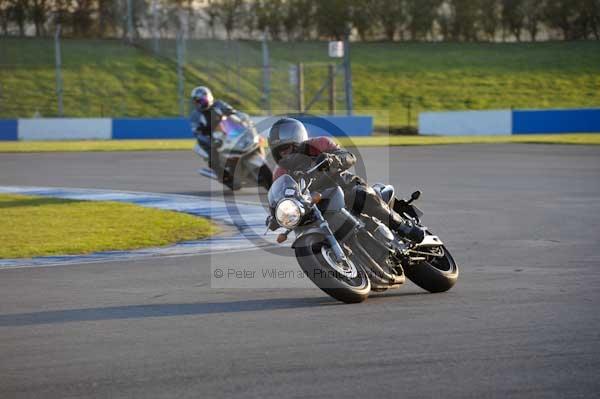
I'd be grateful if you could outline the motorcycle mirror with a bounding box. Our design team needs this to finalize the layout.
[411,191,422,202]
[299,178,306,191]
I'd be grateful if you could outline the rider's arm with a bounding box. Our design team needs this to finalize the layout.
[190,111,209,136]
[309,137,356,172]
[328,148,356,171]
[214,100,236,116]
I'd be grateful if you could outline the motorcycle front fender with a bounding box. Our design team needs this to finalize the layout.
[291,227,326,249]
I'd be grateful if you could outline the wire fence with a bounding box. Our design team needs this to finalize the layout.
[0,26,351,121]
[134,33,351,117]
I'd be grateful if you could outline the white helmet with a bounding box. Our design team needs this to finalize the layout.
[191,86,214,111]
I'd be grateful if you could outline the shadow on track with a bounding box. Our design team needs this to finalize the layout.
[369,291,431,299]
[0,297,339,327]
[172,191,233,198]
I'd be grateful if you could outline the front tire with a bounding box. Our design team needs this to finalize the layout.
[404,245,459,293]
[295,235,370,304]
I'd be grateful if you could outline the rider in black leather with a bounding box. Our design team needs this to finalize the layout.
[269,118,425,243]
[190,86,235,171]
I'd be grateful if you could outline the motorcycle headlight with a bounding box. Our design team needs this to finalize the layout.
[275,199,303,229]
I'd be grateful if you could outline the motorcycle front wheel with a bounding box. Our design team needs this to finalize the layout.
[294,234,371,304]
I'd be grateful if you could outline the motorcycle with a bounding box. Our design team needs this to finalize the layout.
[266,159,459,303]
[194,112,273,191]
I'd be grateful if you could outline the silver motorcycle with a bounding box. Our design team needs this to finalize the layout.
[194,113,272,191]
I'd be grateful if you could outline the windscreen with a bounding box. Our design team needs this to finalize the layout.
[268,175,298,208]
[217,117,247,139]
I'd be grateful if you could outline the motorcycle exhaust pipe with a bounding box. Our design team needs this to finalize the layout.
[352,236,405,285]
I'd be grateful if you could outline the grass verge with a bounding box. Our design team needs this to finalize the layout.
[1,134,599,153]
[0,194,218,259]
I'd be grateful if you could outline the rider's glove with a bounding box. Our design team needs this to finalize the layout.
[315,153,339,171]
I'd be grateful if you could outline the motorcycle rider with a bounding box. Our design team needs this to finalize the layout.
[268,118,425,243]
[190,86,235,173]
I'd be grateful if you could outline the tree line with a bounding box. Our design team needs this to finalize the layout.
[1,0,598,41]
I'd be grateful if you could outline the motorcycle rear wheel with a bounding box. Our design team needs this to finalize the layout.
[404,245,458,293]
[295,235,370,304]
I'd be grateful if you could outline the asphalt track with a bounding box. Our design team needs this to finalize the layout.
[1,144,600,398]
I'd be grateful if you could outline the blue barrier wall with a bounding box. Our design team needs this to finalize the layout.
[296,116,373,137]
[113,116,373,139]
[0,120,18,141]
[513,109,600,134]
[10,110,599,140]
[112,118,190,139]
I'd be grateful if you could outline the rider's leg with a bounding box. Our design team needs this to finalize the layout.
[196,134,211,160]
[197,134,221,173]
[345,183,425,243]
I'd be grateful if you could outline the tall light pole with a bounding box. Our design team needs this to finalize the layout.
[126,0,134,43]
[152,0,159,53]
[343,24,353,116]
[176,30,185,117]
[261,31,271,115]
[55,25,64,116]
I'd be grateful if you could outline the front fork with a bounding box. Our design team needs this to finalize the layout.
[311,205,348,263]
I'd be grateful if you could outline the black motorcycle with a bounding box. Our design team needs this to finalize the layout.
[266,160,459,303]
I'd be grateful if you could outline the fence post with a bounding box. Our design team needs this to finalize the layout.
[176,30,185,116]
[343,35,353,116]
[261,31,271,115]
[126,0,134,43]
[235,40,241,99]
[225,40,231,93]
[328,64,336,115]
[152,0,159,53]
[54,25,64,117]
[297,62,304,114]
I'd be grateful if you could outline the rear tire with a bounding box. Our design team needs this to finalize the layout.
[404,245,458,293]
[295,235,370,304]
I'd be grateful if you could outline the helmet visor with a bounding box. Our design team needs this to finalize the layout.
[272,143,298,163]
[277,143,296,156]
[193,96,210,110]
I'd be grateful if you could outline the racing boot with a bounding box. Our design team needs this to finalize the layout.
[348,184,426,243]
[388,212,426,244]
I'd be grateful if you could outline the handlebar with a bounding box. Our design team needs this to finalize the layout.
[293,159,328,179]
[305,159,329,175]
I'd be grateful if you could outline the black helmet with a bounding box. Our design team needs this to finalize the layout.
[268,118,309,162]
